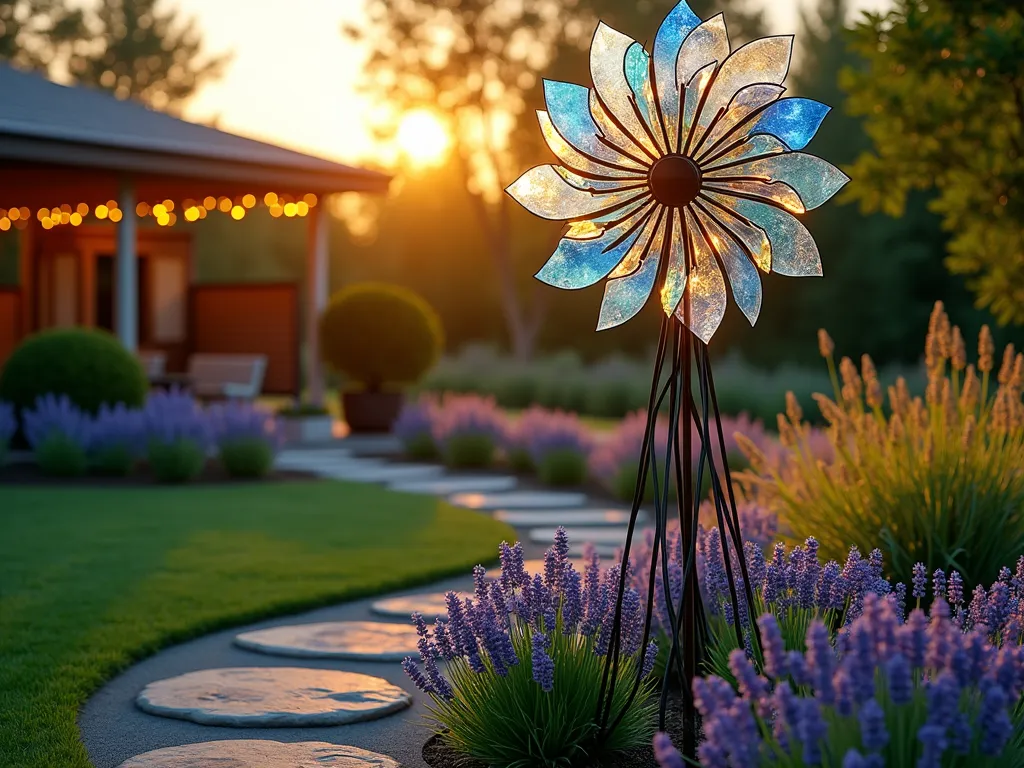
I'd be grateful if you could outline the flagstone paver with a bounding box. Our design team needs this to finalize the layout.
[529,526,631,546]
[495,509,635,527]
[116,740,399,768]
[389,475,518,495]
[449,490,588,510]
[370,591,468,621]
[136,667,411,727]
[234,621,420,661]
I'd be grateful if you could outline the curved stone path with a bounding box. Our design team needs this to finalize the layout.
[80,439,637,768]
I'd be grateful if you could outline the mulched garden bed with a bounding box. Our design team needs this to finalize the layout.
[423,693,689,768]
[0,461,318,487]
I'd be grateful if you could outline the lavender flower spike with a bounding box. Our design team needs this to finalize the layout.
[531,631,554,692]
[653,733,684,768]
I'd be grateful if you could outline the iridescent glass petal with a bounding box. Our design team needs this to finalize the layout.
[543,80,648,168]
[626,43,667,153]
[597,222,665,330]
[695,198,771,272]
[653,0,701,106]
[556,166,648,193]
[537,204,655,289]
[693,83,784,160]
[537,110,648,178]
[704,152,849,209]
[665,14,729,153]
[675,207,727,343]
[705,190,821,276]
[700,134,789,169]
[507,165,647,221]
[608,208,665,277]
[745,97,830,150]
[680,61,717,155]
[660,209,687,314]
[702,178,806,214]
[590,91,653,165]
[694,206,761,324]
[591,24,660,159]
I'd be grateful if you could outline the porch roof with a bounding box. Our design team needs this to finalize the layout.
[0,65,390,207]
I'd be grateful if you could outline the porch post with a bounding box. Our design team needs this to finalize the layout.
[306,202,329,405]
[116,179,138,350]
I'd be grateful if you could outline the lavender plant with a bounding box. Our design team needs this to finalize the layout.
[142,388,210,483]
[393,396,439,460]
[504,406,553,472]
[0,400,15,465]
[403,529,659,766]
[740,302,1024,596]
[432,393,507,469]
[521,408,593,486]
[23,393,91,477]
[208,401,282,479]
[684,594,1024,767]
[90,403,144,476]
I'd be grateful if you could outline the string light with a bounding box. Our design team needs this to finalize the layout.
[218,197,232,213]
[41,218,54,230]
[136,202,150,217]
[283,202,297,217]
[264,192,278,206]
[303,193,318,207]
[296,201,309,216]
[184,207,199,222]
[109,208,123,223]
[230,205,245,220]
[8,208,20,222]
[76,202,89,216]
[70,212,82,226]
[269,204,283,218]
[242,194,256,209]
[0,218,9,231]
[95,205,109,220]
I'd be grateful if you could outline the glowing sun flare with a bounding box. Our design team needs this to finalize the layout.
[396,110,450,167]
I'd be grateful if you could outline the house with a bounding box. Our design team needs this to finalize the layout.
[0,64,389,399]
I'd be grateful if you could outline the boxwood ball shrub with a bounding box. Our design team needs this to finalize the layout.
[23,394,92,477]
[432,394,507,469]
[403,529,658,767]
[208,401,282,479]
[0,400,14,465]
[143,389,210,483]
[741,302,1024,597]
[319,283,443,391]
[89,403,144,476]
[0,328,147,419]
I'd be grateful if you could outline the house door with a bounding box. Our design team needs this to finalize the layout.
[95,254,151,344]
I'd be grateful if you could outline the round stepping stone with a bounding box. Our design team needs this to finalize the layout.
[234,621,420,661]
[530,526,629,545]
[389,475,518,495]
[371,591,468,621]
[495,508,634,527]
[116,740,398,768]
[569,542,619,558]
[486,558,591,578]
[324,463,443,482]
[449,490,588,510]
[136,667,410,727]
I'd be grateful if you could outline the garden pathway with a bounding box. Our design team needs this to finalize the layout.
[80,440,639,768]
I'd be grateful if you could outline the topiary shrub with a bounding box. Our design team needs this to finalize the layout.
[0,329,147,423]
[319,283,444,391]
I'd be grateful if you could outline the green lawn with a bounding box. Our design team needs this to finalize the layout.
[0,480,514,768]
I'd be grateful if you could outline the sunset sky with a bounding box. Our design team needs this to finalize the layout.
[176,0,891,168]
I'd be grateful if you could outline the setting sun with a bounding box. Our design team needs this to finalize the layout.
[396,109,450,167]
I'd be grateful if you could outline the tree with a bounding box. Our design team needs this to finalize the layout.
[67,0,230,112]
[0,0,84,72]
[841,0,1024,325]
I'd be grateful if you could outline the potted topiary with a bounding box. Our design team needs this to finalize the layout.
[319,283,443,433]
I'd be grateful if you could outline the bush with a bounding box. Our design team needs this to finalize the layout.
[0,329,147,422]
[433,394,506,469]
[537,449,589,486]
[403,530,658,766]
[90,403,144,476]
[319,283,443,391]
[208,401,282,479]
[143,389,210,483]
[507,407,592,486]
[0,401,14,465]
[23,394,92,477]
[741,303,1024,597]
[393,397,440,460]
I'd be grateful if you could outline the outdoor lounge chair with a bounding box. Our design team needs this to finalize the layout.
[186,353,267,400]
[136,350,167,379]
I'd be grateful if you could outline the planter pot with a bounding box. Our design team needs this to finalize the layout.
[279,414,335,444]
[342,391,404,434]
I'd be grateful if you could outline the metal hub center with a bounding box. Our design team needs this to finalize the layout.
[648,154,702,208]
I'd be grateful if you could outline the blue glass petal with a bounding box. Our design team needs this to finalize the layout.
[625,43,660,145]
[704,152,850,210]
[537,210,652,290]
[746,98,830,151]
[543,80,646,168]
[653,1,701,100]
[695,207,762,325]
[597,245,662,330]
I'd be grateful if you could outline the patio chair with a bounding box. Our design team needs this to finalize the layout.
[136,349,167,379]
[186,353,267,401]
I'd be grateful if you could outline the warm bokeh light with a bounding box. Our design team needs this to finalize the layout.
[264,191,278,206]
[70,212,82,226]
[218,197,232,213]
[283,202,297,217]
[109,208,123,222]
[203,196,217,210]
[242,194,256,209]
[76,202,89,216]
[396,109,450,168]
[136,202,151,217]
[185,207,200,222]
[95,205,109,220]
[230,205,245,220]
[303,193,318,207]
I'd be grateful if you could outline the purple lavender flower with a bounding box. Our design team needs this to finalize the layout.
[886,653,912,705]
[806,621,836,704]
[987,582,1012,634]
[979,683,1013,755]
[0,400,17,454]
[142,388,211,448]
[207,400,282,450]
[544,526,569,589]
[933,569,947,601]
[517,408,592,469]
[916,723,948,768]
[653,732,683,768]
[797,698,827,764]
[402,656,433,694]
[393,396,438,457]
[729,649,770,717]
[23,393,91,450]
[642,640,658,678]
[911,562,928,600]
[530,631,554,692]
[432,394,507,449]
[758,613,787,679]
[90,402,144,458]
[858,698,888,753]
[948,571,964,609]
[561,568,583,634]
[968,585,988,630]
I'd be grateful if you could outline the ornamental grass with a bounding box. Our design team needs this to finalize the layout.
[739,302,1024,598]
[403,529,658,768]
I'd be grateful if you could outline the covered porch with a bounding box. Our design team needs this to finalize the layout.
[0,64,389,402]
